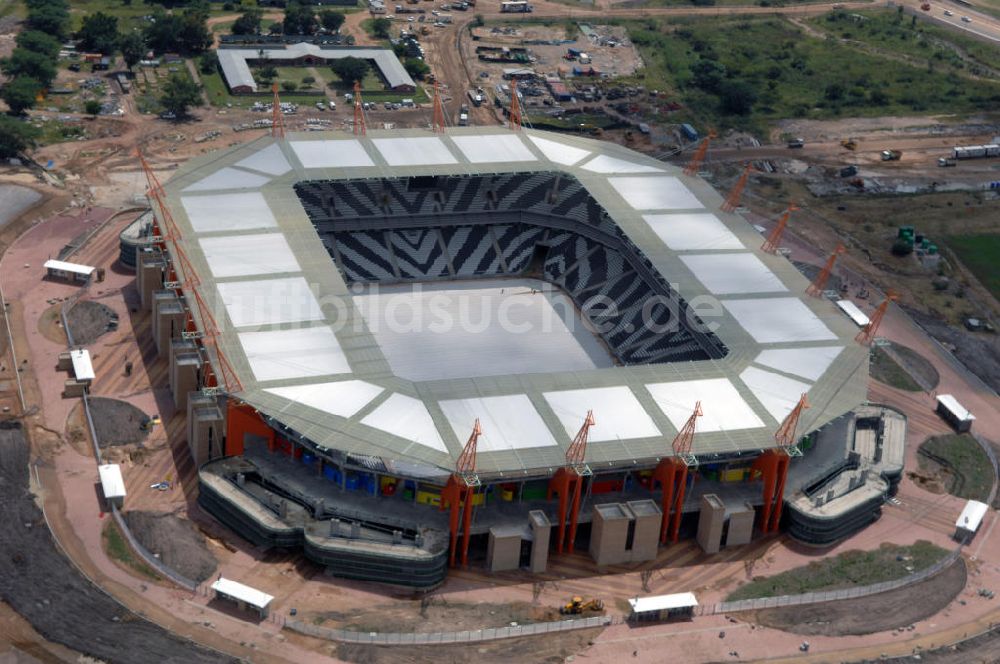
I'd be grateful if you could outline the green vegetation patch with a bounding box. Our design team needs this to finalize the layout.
[919,434,995,502]
[615,16,1000,132]
[870,346,923,392]
[102,519,161,582]
[728,541,949,601]
[946,233,1000,302]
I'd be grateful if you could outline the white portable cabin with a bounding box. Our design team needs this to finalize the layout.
[211,577,274,618]
[70,349,95,383]
[44,259,96,284]
[936,394,975,433]
[836,300,870,328]
[97,464,126,509]
[627,592,698,622]
[955,499,989,542]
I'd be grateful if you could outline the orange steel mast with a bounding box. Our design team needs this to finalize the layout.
[352,80,366,136]
[806,244,845,297]
[683,132,715,176]
[752,393,809,533]
[547,410,594,554]
[508,79,522,131]
[440,419,481,567]
[720,163,752,212]
[761,203,798,254]
[653,402,701,543]
[856,290,897,345]
[271,83,285,140]
[432,81,446,133]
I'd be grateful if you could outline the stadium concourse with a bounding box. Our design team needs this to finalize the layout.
[143,127,873,587]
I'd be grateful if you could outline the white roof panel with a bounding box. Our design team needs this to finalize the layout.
[646,378,765,433]
[608,176,703,210]
[837,299,870,327]
[581,154,663,174]
[450,134,537,163]
[753,346,843,382]
[97,464,126,500]
[739,366,811,423]
[680,253,787,295]
[439,394,557,452]
[527,135,590,165]
[290,140,374,169]
[211,578,273,610]
[44,259,95,276]
[937,394,975,422]
[372,137,458,166]
[723,298,838,344]
[629,592,698,613]
[543,386,661,443]
[70,349,95,382]
[182,167,270,192]
[217,277,323,328]
[361,393,448,452]
[239,326,350,381]
[265,380,383,418]
[235,143,292,176]
[181,192,277,233]
[198,233,300,278]
[642,213,744,251]
[956,500,988,531]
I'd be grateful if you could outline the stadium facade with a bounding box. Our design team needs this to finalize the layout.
[145,128,874,587]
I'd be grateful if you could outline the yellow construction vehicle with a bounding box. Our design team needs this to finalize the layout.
[560,596,605,615]
[840,138,857,151]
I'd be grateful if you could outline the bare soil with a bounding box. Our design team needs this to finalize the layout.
[78,397,150,448]
[311,599,569,633]
[65,300,118,346]
[35,304,68,346]
[747,557,967,637]
[0,422,236,664]
[904,307,1000,393]
[878,623,1000,663]
[123,511,218,583]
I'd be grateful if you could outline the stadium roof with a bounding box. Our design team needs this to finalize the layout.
[160,128,869,479]
[217,44,415,93]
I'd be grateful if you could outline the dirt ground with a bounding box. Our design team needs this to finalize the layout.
[309,599,574,633]
[903,307,1000,393]
[881,623,1000,663]
[123,511,218,583]
[75,397,150,448]
[747,558,967,637]
[65,300,118,346]
[0,423,236,664]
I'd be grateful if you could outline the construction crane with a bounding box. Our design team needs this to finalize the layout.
[353,80,366,136]
[683,131,716,176]
[653,402,701,544]
[856,290,897,345]
[508,78,522,131]
[806,244,845,297]
[440,419,481,567]
[547,410,594,554]
[432,81,446,133]
[271,83,285,140]
[761,203,799,254]
[720,163,752,212]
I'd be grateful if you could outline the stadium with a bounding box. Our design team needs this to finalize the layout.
[141,127,887,589]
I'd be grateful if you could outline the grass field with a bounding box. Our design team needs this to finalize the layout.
[614,15,1000,132]
[919,434,995,502]
[102,519,161,582]
[946,233,1000,302]
[870,346,923,392]
[727,541,948,600]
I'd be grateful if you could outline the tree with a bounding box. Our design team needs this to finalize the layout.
[256,64,277,83]
[198,51,217,75]
[231,9,262,35]
[371,17,392,39]
[0,77,43,116]
[267,21,283,35]
[281,80,297,91]
[78,12,120,55]
[0,115,41,157]
[690,59,726,93]
[403,57,429,80]
[2,49,57,89]
[283,1,318,35]
[15,30,61,60]
[159,74,201,117]
[144,8,211,55]
[84,99,102,116]
[119,32,146,71]
[26,5,69,41]
[330,56,369,85]
[719,80,757,115]
[319,10,345,33]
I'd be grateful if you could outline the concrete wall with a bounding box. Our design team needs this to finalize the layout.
[626,500,661,563]
[487,528,521,572]
[726,503,755,547]
[188,392,224,466]
[696,494,725,555]
[589,503,631,566]
[528,510,550,573]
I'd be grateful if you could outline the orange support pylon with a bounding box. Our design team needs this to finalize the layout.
[653,402,701,543]
[432,81,446,133]
[440,419,481,567]
[855,290,897,345]
[761,203,798,254]
[271,83,285,140]
[225,400,274,457]
[683,132,715,176]
[806,244,845,297]
[720,163,752,212]
[352,80,366,136]
[508,79,522,131]
[547,410,594,554]
[751,449,790,533]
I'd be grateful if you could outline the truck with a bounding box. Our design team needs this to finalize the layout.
[938,157,956,167]
[787,137,804,148]
[467,88,484,106]
[953,144,1000,159]
[680,123,698,142]
[500,0,532,11]
[881,149,902,161]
